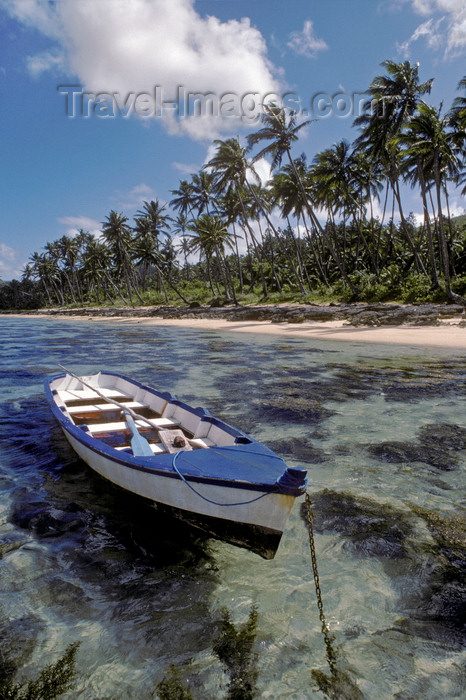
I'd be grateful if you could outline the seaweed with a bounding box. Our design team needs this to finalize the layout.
[306,489,413,559]
[155,665,194,700]
[213,605,259,700]
[0,642,80,700]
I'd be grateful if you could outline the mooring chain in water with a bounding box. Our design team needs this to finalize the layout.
[304,491,338,677]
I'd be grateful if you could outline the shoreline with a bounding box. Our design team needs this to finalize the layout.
[3,303,466,349]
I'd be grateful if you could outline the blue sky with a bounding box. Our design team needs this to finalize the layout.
[1,0,465,280]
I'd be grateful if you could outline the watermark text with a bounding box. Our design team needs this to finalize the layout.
[57,85,379,122]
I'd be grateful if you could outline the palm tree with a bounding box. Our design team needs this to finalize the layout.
[135,200,171,293]
[270,157,328,284]
[137,200,171,249]
[448,76,466,130]
[189,171,215,216]
[354,60,433,274]
[80,236,119,303]
[206,136,308,295]
[133,215,189,303]
[187,214,237,302]
[204,137,269,295]
[56,234,82,303]
[248,103,359,295]
[170,180,197,218]
[101,210,143,304]
[448,76,466,196]
[311,141,379,275]
[29,250,63,306]
[397,102,465,303]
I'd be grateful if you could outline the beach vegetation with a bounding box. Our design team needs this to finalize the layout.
[1,63,465,311]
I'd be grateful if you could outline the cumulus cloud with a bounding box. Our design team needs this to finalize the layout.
[287,20,328,59]
[398,0,466,57]
[3,0,282,139]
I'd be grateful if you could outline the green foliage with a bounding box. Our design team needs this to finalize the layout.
[451,274,466,296]
[0,642,80,700]
[335,270,449,304]
[212,605,259,700]
[155,665,194,700]
[0,279,45,311]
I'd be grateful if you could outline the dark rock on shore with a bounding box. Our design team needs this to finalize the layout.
[8,301,466,327]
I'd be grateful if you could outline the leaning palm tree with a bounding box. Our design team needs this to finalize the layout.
[270,156,328,284]
[448,75,466,130]
[448,76,466,195]
[248,103,359,295]
[189,171,216,216]
[80,236,121,304]
[101,210,143,304]
[135,200,171,293]
[170,179,197,218]
[187,214,238,302]
[137,200,171,249]
[354,60,434,274]
[206,136,307,295]
[311,141,380,275]
[397,102,465,303]
[205,137,268,295]
[133,215,189,303]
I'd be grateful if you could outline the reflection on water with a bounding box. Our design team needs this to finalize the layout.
[0,317,465,698]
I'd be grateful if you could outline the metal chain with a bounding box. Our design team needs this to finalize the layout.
[304,491,338,677]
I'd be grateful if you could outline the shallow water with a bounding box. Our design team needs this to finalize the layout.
[0,317,465,699]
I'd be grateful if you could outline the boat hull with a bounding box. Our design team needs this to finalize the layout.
[45,370,307,558]
[62,428,294,558]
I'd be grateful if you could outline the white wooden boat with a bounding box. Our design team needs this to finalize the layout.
[45,369,308,558]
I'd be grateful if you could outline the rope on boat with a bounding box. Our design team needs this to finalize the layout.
[304,491,338,680]
[171,451,271,507]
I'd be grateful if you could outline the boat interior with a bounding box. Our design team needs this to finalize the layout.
[52,372,249,457]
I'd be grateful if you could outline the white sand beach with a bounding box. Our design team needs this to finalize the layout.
[8,313,466,350]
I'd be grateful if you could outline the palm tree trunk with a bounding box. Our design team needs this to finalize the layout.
[286,151,360,296]
[392,178,427,274]
[417,165,439,288]
[434,163,465,304]
[246,181,307,295]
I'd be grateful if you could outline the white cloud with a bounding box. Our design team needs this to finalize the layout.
[26,50,65,77]
[0,242,26,280]
[444,200,466,218]
[4,0,282,139]
[249,157,272,187]
[172,161,202,176]
[57,215,102,238]
[287,20,328,59]
[398,0,466,57]
[113,183,160,210]
[397,17,445,56]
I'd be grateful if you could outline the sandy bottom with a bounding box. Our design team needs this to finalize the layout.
[9,314,466,350]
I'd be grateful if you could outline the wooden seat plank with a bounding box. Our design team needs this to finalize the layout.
[67,401,144,414]
[158,429,193,454]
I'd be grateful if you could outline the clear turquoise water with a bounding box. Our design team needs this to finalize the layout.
[0,317,465,698]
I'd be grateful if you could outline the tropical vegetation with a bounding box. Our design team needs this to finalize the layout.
[2,62,465,311]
